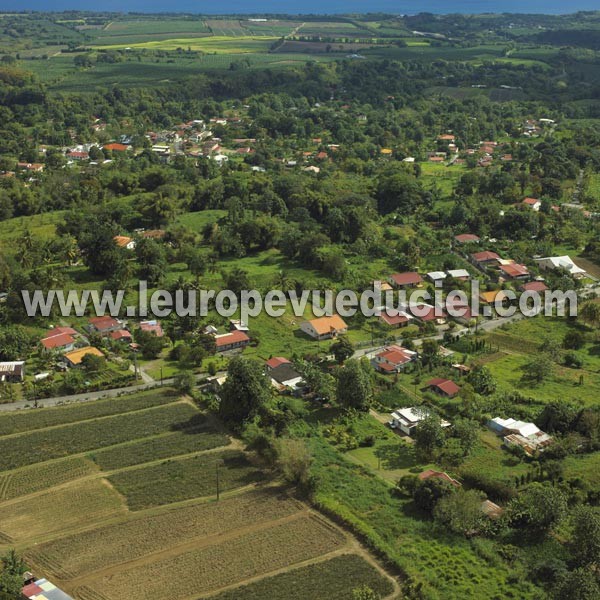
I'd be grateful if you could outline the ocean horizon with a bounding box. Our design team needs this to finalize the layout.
[1,1,599,15]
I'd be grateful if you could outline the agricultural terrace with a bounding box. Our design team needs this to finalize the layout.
[0,389,394,599]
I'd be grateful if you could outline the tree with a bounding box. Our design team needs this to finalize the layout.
[579,302,600,329]
[188,250,206,286]
[433,489,485,535]
[330,335,354,364]
[0,326,33,360]
[563,330,584,350]
[420,339,439,366]
[0,549,26,598]
[537,402,579,434]
[136,329,165,359]
[522,353,553,384]
[506,483,568,534]
[452,419,480,456]
[81,353,106,374]
[413,412,446,461]
[570,506,600,568]
[467,365,496,395]
[413,477,455,513]
[219,357,271,427]
[174,371,196,395]
[553,569,600,600]
[275,438,314,494]
[336,359,373,411]
[135,237,167,286]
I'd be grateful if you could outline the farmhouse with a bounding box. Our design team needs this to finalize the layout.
[390,406,450,435]
[372,345,416,373]
[389,272,423,288]
[488,417,553,455]
[63,346,104,368]
[535,256,586,278]
[300,315,348,340]
[425,378,461,398]
[214,330,250,353]
[0,361,25,382]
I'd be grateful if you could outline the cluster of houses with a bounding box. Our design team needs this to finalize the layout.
[36,317,166,370]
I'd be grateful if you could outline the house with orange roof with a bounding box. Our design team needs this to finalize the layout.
[63,346,104,368]
[103,143,129,152]
[114,235,136,250]
[300,315,348,340]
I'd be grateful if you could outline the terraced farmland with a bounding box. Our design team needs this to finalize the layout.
[0,389,395,599]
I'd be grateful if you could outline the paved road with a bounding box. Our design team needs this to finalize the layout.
[0,371,227,413]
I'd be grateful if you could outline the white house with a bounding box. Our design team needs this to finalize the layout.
[535,256,586,278]
[390,407,450,435]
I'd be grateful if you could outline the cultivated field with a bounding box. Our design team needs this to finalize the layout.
[0,389,394,599]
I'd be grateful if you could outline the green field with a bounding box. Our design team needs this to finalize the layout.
[108,449,265,510]
[208,553,394,600]
[0,401,199,471]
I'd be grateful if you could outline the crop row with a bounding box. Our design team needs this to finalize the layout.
[0,402,200,471]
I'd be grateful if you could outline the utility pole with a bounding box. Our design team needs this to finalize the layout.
[216,460,221,501]
[160,366,163,386]
[133,352,139,380]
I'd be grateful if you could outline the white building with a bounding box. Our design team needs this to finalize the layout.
[390,407,450,435]
[535,256,586,278]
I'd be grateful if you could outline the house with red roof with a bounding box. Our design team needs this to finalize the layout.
[499,263,530,280]
[109,330,133,343]
[522,197,541,211]
[214,330,250,353]
[389,272,423,288]
[140,320,164,337]
[266,356,291,371]
[88,316,122,336]
[454,233,480,244]
[67,151,89,161]
[40,327,79,353]
[520,281,548,293]
[425,378,461,398]
[471,251,501,267]
[104,143,129,152]
[373,345,417,373]
[379,310,413,328]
